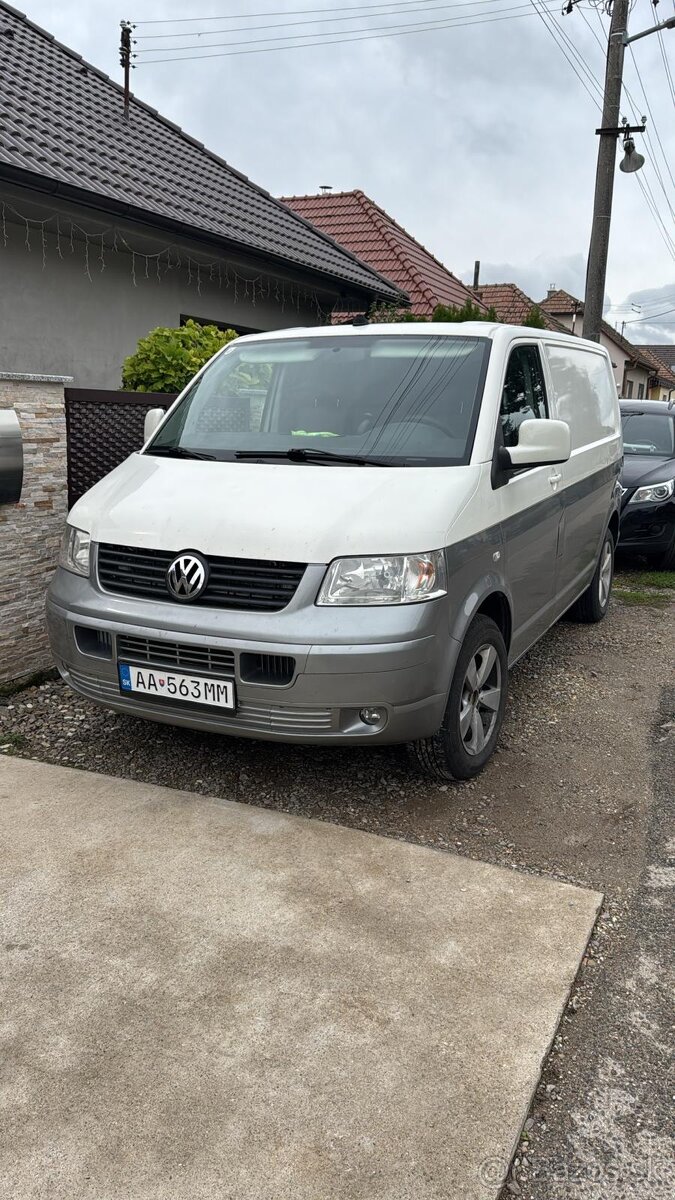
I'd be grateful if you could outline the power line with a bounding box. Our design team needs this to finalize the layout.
[656,25,675,109]
[527,0,603,110]
[136,6,558,63]
[623,303,675,323]
[132,0,485,25]
[134,0,513,40]
[134,0,543,51]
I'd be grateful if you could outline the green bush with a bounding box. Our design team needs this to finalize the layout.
[122,320,238,393]
[522,305,547,329]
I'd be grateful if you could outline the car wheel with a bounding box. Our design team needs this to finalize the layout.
[409,615,508,781]
[569,530,614,623]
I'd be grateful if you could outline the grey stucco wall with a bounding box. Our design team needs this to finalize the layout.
[0,373,69,684]
[0,190,334,389]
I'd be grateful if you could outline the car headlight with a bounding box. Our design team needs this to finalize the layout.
[317,551,447,606]
[59,525,91,576]
[628,479,674,505]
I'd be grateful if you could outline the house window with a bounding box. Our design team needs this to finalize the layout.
[500,344,548,447]
[624,379,633,398]
[637,382,645,399]
[180,313,261,336]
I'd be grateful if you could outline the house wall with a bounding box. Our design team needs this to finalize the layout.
[0,188,337,389]
[647,382,675,402]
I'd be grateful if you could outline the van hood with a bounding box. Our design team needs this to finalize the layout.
[69,453,482,562]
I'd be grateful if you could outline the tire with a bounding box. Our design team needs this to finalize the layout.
[409,615,508,782]
[568,530,615,623]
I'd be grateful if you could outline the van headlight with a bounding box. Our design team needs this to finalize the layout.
[59,525,91,576]
[628,479,674,505]
[317,551,447,606]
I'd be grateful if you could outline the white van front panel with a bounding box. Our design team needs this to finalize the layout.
[69,453,484,563]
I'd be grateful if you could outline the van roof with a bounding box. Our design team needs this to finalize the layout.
[239,322,610,349]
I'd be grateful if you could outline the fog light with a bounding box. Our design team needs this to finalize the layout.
[360,707,384,726]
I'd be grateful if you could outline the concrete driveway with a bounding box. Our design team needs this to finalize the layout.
[1,758,600,1200]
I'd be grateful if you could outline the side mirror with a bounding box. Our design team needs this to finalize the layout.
[0,408,24,504]
[143,407,165,443]
[499,418,571,471]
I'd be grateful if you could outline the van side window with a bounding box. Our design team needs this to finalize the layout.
[500,345,548,447]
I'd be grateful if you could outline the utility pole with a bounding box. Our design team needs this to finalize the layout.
[583,0,629,344]
[120,21,133,121]
[583,4,675,343]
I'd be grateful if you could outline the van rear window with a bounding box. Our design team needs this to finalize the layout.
[146,333,491,466]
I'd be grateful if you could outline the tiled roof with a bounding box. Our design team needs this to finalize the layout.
[640,343,675,376]
[634,345,675,387]
[540,290,658,373]
[0,3,403,303]
[280,190,484,316]
[474,283,569,333]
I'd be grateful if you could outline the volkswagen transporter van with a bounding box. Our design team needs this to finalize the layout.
[47,323,622,780]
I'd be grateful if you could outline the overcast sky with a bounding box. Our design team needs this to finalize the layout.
[20,0,675,343]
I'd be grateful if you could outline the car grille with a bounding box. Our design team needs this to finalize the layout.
[116,635,235,676]
[97,544,307,612]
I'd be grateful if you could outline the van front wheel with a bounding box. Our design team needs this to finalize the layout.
[409,615,508,782]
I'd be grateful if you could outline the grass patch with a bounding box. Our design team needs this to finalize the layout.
[0,732,29,753]
[613,587,670,609]
[615,567,675,591]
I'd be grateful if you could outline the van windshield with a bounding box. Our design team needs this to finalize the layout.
[146,333,491,466]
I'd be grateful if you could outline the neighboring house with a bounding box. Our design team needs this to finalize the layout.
[0,6,404,388]
[638,345,675,401]
[473,283,569,333]
[540,289,654,399]
[280,190,486,318]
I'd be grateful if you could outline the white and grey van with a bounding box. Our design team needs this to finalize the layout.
[47,323,622,780]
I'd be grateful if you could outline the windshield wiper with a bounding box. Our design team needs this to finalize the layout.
[145,446,217,461]
[234,447,390,466]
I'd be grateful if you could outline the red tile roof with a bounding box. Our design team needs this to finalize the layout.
[474,283,568,332]
[279,190,485,317]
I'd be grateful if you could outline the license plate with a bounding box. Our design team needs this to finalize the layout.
[118,663,235,709]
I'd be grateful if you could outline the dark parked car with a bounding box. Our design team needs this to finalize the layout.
[619,399,675,568]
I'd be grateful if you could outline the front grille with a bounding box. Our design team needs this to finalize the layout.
[117,635,235,676]
[97,544,307,612]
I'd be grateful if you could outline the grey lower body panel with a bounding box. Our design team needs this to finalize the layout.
[46,591,454,746]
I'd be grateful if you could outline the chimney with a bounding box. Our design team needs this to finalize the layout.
[319,184,333,194]
[473,260,480,289]
[547,284,557,299]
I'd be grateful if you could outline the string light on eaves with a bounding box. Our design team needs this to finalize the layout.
[0,200,333,319]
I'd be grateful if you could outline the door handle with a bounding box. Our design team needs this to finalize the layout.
[549,470,563,489]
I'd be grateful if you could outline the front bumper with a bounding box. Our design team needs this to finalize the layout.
[46,565,456,745]
[618,497,675,556]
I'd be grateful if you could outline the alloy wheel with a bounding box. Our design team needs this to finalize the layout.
[459,644,503,756]
[598,539,613,608]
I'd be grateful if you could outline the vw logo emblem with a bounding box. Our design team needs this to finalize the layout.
[166,552,209,602]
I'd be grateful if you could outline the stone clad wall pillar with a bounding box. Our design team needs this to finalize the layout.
[0,372,71,685]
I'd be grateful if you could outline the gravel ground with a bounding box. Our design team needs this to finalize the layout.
[2,587,674,1196]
